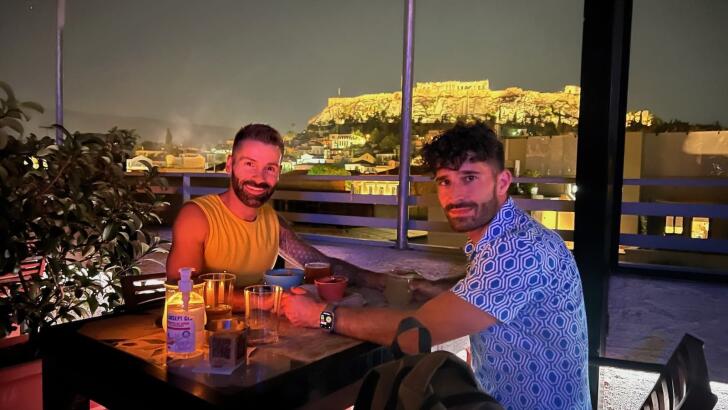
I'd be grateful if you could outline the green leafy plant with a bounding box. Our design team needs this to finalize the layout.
[307,164,351,176]
[0,81,169,337]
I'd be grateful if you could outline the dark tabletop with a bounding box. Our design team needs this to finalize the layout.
[40,303,388,409]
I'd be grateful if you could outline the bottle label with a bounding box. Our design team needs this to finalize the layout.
[167,314,196,353]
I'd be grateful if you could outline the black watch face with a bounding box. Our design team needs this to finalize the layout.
[320,311,334,330]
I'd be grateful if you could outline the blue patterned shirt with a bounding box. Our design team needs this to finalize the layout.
[452,197,590,410]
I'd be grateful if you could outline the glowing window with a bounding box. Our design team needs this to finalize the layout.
[557,211,575,231]
[665,216,684,235]
[539,211,557,230]
[691,217,710,239]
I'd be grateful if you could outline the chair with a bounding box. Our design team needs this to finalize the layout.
[119,272,167,309]
[0,239,47,285]
[0,256,47,285]
[640,334,718,410]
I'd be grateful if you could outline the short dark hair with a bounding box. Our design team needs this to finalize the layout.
[421,122,504,174]
[233,123,285,154]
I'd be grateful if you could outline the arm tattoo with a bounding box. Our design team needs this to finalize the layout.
[278,215,328,267]
[277,215,384,289]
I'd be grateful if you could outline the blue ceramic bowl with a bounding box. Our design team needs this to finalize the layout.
[263,268,304,290]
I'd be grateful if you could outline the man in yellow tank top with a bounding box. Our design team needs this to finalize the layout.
[166,124,386,310]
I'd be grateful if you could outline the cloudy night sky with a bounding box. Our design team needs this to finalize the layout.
[2,0,726,143]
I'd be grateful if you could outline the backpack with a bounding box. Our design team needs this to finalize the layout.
[354,317,504,410]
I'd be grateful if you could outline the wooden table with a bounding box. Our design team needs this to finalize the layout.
[40,303,388,409]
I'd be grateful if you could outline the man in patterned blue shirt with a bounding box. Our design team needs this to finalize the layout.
[283,122,591,409]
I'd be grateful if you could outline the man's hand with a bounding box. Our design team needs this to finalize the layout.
[277,215,385,290]
[281,288,325,328]
[232,288,283,313]
[338,265,386,290]
[409,278,458,302]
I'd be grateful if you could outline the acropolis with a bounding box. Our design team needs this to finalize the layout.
[309,80,651,127]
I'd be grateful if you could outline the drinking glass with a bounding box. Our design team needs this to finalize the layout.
[244,285,283,344]
[304,262,331,284]
[199,273,235,326]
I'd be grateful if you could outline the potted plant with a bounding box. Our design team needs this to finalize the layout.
[0,81,168,342]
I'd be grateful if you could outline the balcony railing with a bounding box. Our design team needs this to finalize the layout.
[618,177,728,275]
[128,171,728,273]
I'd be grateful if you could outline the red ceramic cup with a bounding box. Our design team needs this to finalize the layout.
[314,275,348,302]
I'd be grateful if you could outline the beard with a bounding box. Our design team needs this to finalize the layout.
[231,170,276,208]
[444,187,500,233]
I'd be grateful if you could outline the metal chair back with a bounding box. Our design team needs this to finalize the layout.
[641,334,718,410]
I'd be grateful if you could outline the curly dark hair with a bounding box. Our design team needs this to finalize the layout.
[233,123,285,154]
[421,122,503,174]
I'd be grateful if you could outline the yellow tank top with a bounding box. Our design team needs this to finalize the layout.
[191,194,279,286]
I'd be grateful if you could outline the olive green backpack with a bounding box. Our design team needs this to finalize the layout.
[354,317,503,410]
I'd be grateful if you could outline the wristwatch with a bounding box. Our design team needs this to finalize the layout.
[319,303,338,333]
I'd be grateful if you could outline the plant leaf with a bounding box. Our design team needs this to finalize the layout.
[0,118,24,135]
[0,129,8,149]
[87,296,99,315]
[139,160,153,171]
[139,242,150,255]
[48,124,74,141]
[102,223,116,241]
[19,101,45,114]
[130,213,143,231]
[0,81,16,101]
[36,145,59,157]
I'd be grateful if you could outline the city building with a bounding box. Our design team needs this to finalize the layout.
[329,133,367,149]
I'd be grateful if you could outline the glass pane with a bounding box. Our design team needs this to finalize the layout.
[620,0,728,270]
[61,0,403,241]
[608,3,728,386]
[414,0,583,246]
[64,1,401,152]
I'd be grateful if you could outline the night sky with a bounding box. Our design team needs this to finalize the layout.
[2,0,726,143]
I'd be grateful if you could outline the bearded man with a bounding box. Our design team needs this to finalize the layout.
[166,124,382,292]
[283,122,591,410]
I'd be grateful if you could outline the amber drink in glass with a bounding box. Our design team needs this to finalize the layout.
[304,262,331,284]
